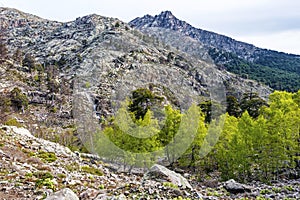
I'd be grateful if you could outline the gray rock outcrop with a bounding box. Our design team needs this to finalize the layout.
[144,164,192,189]
[223,179,252,194]
[45,188,79,200]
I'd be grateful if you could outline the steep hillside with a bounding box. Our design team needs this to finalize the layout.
[0,7,299,200]
[0,7,270,120]
[130,11,300,91]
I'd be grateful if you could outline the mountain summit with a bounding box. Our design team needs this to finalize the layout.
[130,11,300,91]
[131,11,192,31]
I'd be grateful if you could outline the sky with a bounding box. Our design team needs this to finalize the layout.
[1,0,300,55]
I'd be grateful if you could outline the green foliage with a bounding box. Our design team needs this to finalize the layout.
[226,95,241,117]
[0,95,11,112]
[240,92,267,118]
[81,165,103,176]
[34,171,54,180]
[98,184,105,189]
[208,48,300,92]
[163,182,178,189]
[37,151,57,163]
[65,163,80,172]
[260,189,271,195]
[10,87,29,111]
[34,171,55,190]
[85,81,91,88]
[129,88,163,119]
[95,88,300,182]
[57,173,66,179]
[22,53,36,72]
[272,187,282,193]
[283,185,294,192]
[4,118,22,127]
[35,178,55,190]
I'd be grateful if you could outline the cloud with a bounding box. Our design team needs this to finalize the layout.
[237,29,300,55]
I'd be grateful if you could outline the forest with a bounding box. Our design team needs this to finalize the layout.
[208,48,300,92]
[95,89,300,183]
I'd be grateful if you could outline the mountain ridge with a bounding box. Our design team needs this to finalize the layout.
[130,11,300,92]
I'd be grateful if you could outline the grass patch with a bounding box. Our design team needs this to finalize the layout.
[65,163,80,172]
[260,189,271,195]
[36,178,55,190]
[81,165,103,176]
[57,173,66,179]
[37,151,57,163]
[163,182,178,189]
[33,171,54,180]
[272,187,282,193]
[34,171,55,190]
[283,185,294,192]
[98,184,105,189]
[4,118,22,127]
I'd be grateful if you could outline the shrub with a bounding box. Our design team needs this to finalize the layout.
[81,165,103,176]
[37,151,57,163]
[4,118,22,127]
[10,87,29,111]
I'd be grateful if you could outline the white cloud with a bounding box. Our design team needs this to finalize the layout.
[236,29,300,55]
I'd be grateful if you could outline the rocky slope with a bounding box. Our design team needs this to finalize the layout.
[1,126,299,199]
[0,7,299,200]
[0,7,272,159]
[0,7,271,117]
[130,11,300,91]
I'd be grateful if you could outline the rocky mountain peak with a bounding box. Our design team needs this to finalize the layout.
[131,10,189,31]
[130,11,300,92]
[159,10,175,19]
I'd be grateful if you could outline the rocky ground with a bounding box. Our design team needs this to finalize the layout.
[0,125,299,200]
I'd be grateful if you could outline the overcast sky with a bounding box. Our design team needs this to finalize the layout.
[1,0,300,55]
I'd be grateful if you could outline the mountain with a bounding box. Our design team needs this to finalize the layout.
[0,8,299,199]
[130,11,300,92]
[0,7,270,117]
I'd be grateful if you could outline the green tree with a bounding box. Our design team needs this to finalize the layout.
[226,95,241,117]
[227,111,254,182]
[240,92,267,118]
[215,114,238,180]
[261,91,300,179]
[22,53,36,72]
[178,106,207,169]
[10,87,29,112]
[98,101,161,169]
[129,88,163,119]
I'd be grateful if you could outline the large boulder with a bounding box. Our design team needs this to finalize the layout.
[144,164,192,189]
[45,188,79,200]
[223,179,252,194]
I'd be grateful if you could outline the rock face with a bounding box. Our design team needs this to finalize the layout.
[0,7,271,122]
[130,11,300,92]
[144,164,192,189]
[224,179,252,194]
[130,11,257,60]
[45,188,79,200]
